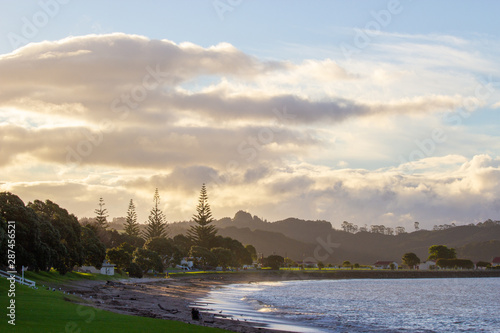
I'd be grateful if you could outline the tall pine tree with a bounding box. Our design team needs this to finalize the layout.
[94,197,109,229]
[143,188,168,239]
[124,199,140,237]
[187,184,217,249]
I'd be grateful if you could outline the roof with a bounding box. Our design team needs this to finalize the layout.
[492,257,500,264]
[374,261,396,265]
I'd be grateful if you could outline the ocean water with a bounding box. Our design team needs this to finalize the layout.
[194,277,500,332]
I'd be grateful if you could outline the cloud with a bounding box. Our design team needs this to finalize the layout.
[1,33,499,228]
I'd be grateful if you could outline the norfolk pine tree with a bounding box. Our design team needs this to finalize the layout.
[94,197,109,229]
[143,188,168,239]
[124,199,140,237]
[187,184,217,249]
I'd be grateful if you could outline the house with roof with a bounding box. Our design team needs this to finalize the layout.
[296,260,318,268]
[491,257,500,267]
[175,257,194,270]
[373,261,398,270]
[418,260,436,270]
[79,260,115,275]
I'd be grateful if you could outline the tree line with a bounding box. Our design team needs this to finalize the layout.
[402,245,480,269]
[341,219,500,235]
[0,184,257,276]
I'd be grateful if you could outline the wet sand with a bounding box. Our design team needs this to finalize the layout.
[63,273,292,333]
[61,270,500,333]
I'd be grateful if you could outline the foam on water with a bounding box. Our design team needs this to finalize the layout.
[194,277,500,332]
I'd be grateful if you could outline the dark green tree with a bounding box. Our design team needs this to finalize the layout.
[436,258,474,269]
[428,245,456,261]
[0,192,48,271]
[29,199,85,274]
[214,236,252,267]
[144,237,172,256]
[35,212,62,272]
[107,247,132,270]
[143,189,168,239]
[402,252,421,269]
[342,260,352,267]
[476,261,491,268]
[144,237,180,267]
[126,262,143,278]
[94,197,109,229]
[133,248,163,273]
[187,184,217,249]
[211,247,233,270]
[263,255,284,270]
[172,234,192,255]
[124,199,140,237]
[81,226,106,269]
[189,245,215,269]
[245,244,258,261]
[0,217,7,267]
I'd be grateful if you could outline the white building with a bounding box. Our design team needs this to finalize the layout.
[418,260,436,270]
[296,260,318,268]
[100,261,115,275]
[373,261,398,269]
[180,258,194,268]
[79,260,115,275]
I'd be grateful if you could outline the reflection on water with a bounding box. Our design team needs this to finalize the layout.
[194,278,500,333]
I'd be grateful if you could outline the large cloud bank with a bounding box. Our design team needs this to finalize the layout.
[1,33,499,228]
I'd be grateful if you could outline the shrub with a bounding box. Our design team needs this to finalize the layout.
[126,262,143,278]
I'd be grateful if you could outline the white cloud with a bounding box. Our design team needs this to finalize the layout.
[0,33,499,228]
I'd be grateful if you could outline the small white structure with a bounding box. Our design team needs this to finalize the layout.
[100,261,115,276]
[373,261,398,269]
[296,260,318,268]
[180,258,194,268]
[491,257,500,267]
[418,260,436,270]
[242,264,256,270]
[79,260,115,275]
[79,265,100,274]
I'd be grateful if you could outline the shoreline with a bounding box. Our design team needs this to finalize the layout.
[62,270,500,333]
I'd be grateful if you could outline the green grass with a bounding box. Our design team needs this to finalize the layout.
[24,269,129,285]
[167,270,239,277]
[0,278,228,333]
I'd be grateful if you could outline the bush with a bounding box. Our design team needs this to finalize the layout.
[436,258,474,269]
[126,262,143,278]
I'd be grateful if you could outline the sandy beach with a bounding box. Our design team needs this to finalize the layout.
[63,272,294,333]
[60,270,500,333]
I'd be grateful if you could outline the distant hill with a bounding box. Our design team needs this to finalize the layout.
[101,211,500,265]
[213,211,500,264]
[456,240,500,261]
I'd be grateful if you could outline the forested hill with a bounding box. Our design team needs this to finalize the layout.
[109,210,499,265]
[209,212,500,264]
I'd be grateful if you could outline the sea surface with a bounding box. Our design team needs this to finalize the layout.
[194,277,500,332]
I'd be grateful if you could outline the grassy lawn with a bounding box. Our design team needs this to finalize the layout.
[23,269,129,285]
[0,278,228,333]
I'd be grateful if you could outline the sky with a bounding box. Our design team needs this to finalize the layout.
[1,1,500,230]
